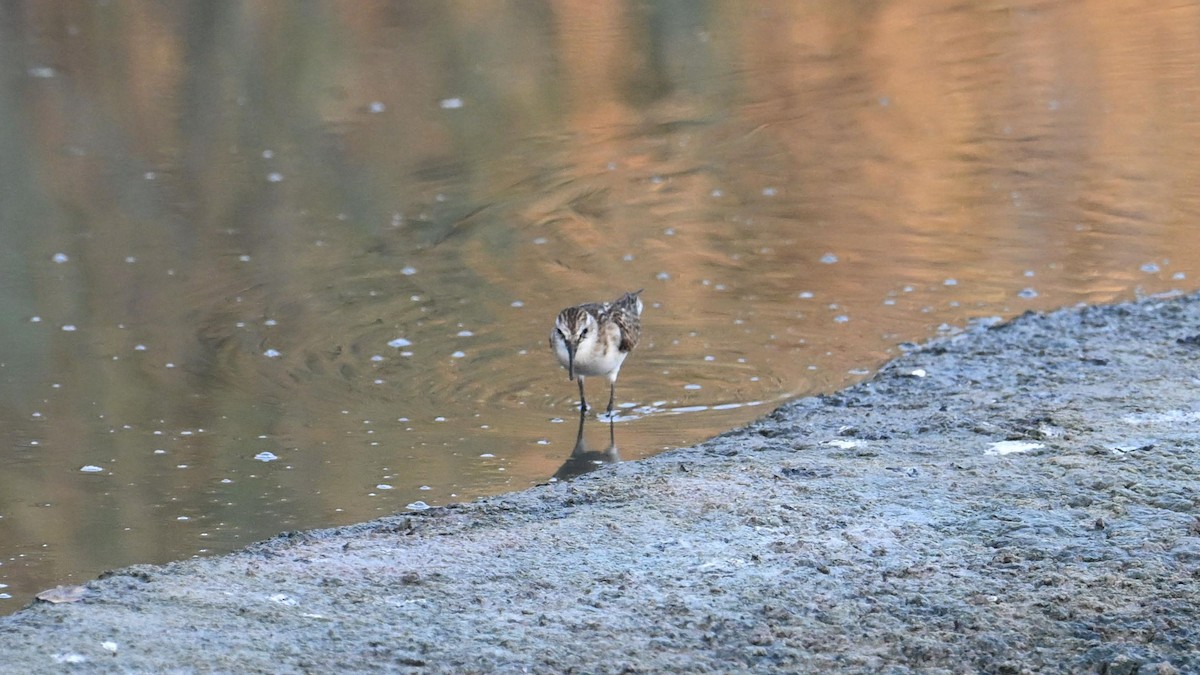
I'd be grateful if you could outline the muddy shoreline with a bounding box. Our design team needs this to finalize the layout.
[2,294,1199,673]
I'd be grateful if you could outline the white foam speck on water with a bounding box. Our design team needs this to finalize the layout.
[456,330,474,337]
[253,452,278,462]
[368,101,386,113]
[910,368,927,378]
[1141,262,1161,273]
[376,484,393,490]
[440,97,463,109]
[684,383,702,390]
[52,252,69,263]
[388,337,412,348]
[985,441,1043,455]
[62,324,77,332]
[944,278,958,286]
[401,266,417,275]
[824,440,859,449]
[451,351,466,358]
[406,501,431,511]
[79,465,104,473]
[263,349,282,358]
[819,253,838,264]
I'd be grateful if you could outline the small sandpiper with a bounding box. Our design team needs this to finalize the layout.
[550,289,644,416]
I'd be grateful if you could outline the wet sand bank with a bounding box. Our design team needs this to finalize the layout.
[2,293,1199,673]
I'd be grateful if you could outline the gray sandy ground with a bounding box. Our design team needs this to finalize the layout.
[2,294,1200,673]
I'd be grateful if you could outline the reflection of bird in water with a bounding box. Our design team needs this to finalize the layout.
[551,411,621,482]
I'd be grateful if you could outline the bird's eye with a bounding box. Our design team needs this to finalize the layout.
[580,328,589,338]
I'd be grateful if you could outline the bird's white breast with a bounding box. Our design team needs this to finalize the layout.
[570,323,627,380]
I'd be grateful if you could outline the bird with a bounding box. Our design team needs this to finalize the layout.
[550,289,644,417]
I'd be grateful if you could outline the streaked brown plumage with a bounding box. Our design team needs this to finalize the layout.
[550,290,644,416]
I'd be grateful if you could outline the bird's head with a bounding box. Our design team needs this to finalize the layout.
[554,308,598,380]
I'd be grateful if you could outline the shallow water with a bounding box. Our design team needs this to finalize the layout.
[3,1,1200,612]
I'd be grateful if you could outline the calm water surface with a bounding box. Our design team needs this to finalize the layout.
[3,1,1200,612]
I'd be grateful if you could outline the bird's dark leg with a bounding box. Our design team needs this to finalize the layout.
[577,377,588,413]
[607,382,616,417]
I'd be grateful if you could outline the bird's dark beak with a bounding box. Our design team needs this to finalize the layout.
[567,342,577,381]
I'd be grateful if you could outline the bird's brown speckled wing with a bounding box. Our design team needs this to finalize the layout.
[609,290,643,353]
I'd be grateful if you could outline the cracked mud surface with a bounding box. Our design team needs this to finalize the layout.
[2,294,1199,673]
